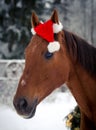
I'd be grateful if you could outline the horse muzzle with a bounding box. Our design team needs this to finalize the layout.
[13,97,38,119]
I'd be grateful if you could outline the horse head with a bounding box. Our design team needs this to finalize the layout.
[13,10,70,118]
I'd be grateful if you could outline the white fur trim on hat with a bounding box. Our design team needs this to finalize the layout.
[31,28,36,35]
[31,21,43,35]
[47,41,60,53]
[53,22,63,33]
[40,21,44,24]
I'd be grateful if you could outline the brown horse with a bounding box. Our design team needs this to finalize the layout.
[13,10,96,130]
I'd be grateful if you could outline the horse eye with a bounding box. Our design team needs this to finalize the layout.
[44,51,53,59]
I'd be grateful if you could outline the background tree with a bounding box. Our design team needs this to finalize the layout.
[90,0,94,44]
[80,0,87,39]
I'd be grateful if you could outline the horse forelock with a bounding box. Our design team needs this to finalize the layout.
[64,30,96,76]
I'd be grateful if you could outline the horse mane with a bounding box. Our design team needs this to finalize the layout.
[64,30,96,76]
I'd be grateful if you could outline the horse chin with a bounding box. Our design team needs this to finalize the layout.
[21,98,38,119]
[22,106,37,119]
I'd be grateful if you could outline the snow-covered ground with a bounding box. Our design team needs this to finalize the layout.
[0,91,77,130]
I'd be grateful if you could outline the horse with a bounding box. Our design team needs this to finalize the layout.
[13,10,96,130]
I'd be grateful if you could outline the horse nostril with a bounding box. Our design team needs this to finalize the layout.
[14,98,28,112]
[18,98,28,112]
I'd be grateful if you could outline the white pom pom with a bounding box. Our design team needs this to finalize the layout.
[53,21,63,33]
[31,28,36,35]
[47,41,60,53]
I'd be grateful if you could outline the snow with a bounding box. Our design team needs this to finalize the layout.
[0,91,77,130]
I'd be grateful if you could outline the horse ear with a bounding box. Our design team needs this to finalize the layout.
[51,9,59,24]
[31,11,40,28]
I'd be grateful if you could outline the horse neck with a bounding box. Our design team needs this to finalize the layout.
[66,62,96,121]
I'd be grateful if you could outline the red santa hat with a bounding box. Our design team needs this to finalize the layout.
[31,20,63,53]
